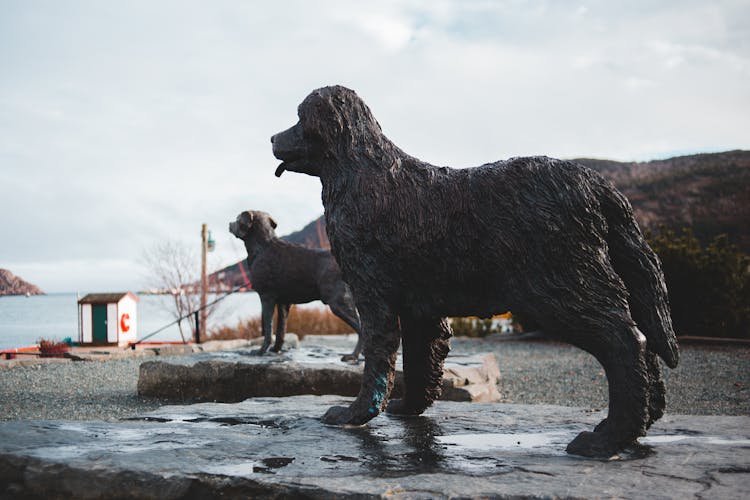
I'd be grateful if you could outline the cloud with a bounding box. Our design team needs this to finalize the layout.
[1,0,748,292]
[351,12,415,50]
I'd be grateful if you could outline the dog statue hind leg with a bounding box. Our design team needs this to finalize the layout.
[328,298,363,362]
[320,280,364,362]
[529,266,651,457]
[386,315,451,416]
[565,321,650,457]
[253,293,277,355]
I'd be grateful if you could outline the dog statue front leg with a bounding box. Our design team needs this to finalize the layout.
[322,307,400,425]
[271,303,290,353]
[252,294,276,355]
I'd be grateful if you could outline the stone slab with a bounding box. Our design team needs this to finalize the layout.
[0,396,747,499]
[137,345,501,404]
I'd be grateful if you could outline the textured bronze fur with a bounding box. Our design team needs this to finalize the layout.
[272,86,679,457]
[229,210,362,361]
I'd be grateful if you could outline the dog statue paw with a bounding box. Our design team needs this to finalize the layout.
[565,430,622,458]
[322,405,354,425]
[322,405,373,426]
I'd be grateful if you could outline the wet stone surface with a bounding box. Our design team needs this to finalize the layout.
[0,396,748,499]
[137,344,501,404]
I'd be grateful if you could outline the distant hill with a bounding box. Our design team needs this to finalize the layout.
[214,150,749,287]
[282,216,330,249]
[0,269,44,296]
[576,150,749,251]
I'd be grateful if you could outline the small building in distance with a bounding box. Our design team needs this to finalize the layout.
[78,292,139,346]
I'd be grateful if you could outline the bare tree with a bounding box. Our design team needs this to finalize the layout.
[141,240,222,342]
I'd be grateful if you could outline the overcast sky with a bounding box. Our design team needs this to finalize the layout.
[1,0,748,293]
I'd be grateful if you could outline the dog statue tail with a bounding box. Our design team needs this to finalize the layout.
[599,180,680,369]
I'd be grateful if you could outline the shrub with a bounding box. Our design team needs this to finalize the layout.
[450,317,496,338]
[207,305,354,341]
[648,227,750,339]
[449,314,515,338]
[37,338,71,357]
[286,305,354,337]
[207,317,263,341]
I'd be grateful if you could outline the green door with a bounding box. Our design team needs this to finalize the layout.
[92,304,108,343]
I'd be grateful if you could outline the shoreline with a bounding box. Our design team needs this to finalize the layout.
[0,336,747,421]
[3,332,748,364]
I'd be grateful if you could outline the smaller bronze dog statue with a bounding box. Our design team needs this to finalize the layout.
[229,210,363,360]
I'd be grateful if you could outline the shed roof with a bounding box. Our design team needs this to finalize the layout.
[78,292,139,304]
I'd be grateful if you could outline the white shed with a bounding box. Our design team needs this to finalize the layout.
[78,292,139,346]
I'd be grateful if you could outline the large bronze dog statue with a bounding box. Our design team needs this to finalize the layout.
[271,85,679,457]
[229,210,363,361]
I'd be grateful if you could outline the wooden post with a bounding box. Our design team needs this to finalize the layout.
[199,223,207,344]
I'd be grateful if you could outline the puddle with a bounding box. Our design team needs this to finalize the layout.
[706,438,750,446]
[200,346,358,365]
[27,445,87,460]
[58,423,194,441]
[182,416,281,428]
[200,461,258,477]
[436,431,569,451]
[641,435,691,444]
[642,435,750,446]
[286,346,370,365]
[28,436,211,460]
[440,432,750,452]
[109,427,193,440]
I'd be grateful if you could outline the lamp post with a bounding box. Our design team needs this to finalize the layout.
[198,224,216,343]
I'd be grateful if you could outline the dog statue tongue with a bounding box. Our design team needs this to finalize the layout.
[274,163,286,177]
[270,84,679,459]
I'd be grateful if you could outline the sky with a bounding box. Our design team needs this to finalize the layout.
[1,0,748,293]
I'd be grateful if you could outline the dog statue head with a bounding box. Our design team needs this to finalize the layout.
[229,210,278,244]
[271,85,387,178]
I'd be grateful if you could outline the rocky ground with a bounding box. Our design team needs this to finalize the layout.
[453,337,750,416]
[0,337,747,421]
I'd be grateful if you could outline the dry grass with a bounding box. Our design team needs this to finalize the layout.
[37,338,71,357]
[207,305,354,341]
[207,316,263,341]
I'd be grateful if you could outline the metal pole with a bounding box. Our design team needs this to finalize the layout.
[199,223,207,344]
[194,310,201,344]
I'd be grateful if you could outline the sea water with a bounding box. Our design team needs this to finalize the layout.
[0,292,264,350]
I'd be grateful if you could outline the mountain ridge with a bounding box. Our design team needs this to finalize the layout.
[215,150,749,287]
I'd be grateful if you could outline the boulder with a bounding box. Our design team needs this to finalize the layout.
[137,343,501,404]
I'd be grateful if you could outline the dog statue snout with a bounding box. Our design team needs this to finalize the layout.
[271,124,304,160]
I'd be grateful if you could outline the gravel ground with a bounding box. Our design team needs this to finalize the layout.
[0,339,747,421]
[452,338,750,416]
